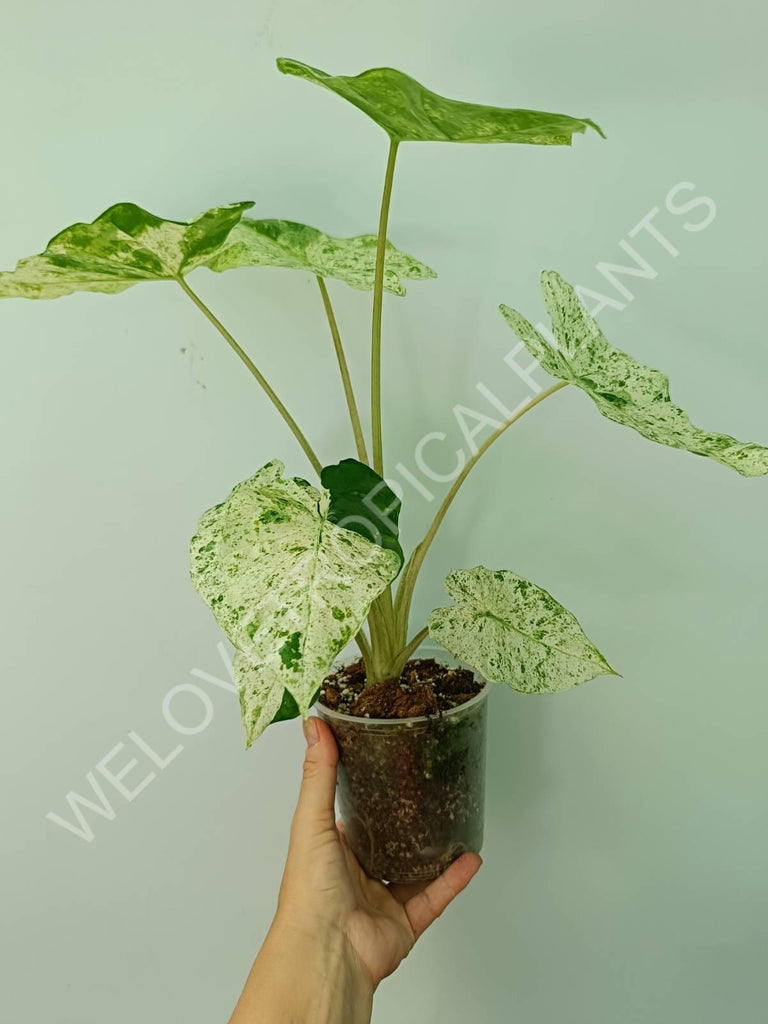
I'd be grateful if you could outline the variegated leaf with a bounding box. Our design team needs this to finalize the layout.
[500,272,768,477]
[205,218,435,296]
[278,58,604,145]
[0,202,254,299]
[260,457,403,730]
[190,460,400,745]
[233,649,289,743]
[428,567,616,694]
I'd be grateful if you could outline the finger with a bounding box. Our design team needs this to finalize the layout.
[388,878,428,905]
[291,717,339,840]
[403,853,482,940]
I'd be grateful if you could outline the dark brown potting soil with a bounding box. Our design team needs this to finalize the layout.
[319,658,481,719]
[317,658,486,883]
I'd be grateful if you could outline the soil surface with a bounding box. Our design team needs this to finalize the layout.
[319,658,482,719]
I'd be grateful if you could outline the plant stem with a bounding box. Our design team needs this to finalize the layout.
[316,276,369,465]
[388,625,429,678]
[176,275,323,476]
[370,138,400,477]
[355,627,372,665]
[394,381,570,638]
[366,596,396,677]
[363,139,401,681]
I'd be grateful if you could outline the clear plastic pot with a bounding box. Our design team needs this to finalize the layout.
[316,671,489,884]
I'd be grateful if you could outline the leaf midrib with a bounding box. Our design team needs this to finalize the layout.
[479,608,603,668]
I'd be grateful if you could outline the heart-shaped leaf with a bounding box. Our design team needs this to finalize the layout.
[206,218,435,296]
[0,202,254,300]
[278,58,604,145]
[263,457,403,729]
[500,272,768,478]
[190,460,400,745]
[321,458,403,565]
[428,567,616,693]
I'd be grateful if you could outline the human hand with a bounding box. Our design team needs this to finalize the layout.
[229,716,481,1024]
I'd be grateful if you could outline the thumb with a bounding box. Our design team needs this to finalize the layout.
[291,717,339,839]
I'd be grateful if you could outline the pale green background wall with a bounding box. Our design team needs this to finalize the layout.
[2,1,766,1021]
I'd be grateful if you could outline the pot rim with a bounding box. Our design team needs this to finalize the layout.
[316,678,490,726]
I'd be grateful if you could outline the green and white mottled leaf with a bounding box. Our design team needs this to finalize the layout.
[190,460,400,746]
[278,57,604,145]
[321,458,403,565]
[0,206,434,302]
[263,457,403,728]
[428,567,616,694]
[205,218,435,296]
[0,202,254,299]
[500,272,768,478]
[234,653,322,736]
[232,649,290,742]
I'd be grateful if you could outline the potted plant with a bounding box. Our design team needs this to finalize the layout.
[3,59,766,884]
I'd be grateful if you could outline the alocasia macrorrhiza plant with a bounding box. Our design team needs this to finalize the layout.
[3,58,766,752]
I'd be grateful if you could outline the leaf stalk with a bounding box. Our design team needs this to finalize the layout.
[316,276,369,464]
[176,275,323,476]
[370,138,400,477]
[393,381,570,640]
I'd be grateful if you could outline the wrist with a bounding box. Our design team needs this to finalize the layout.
[275,915,375,1018]
[231,915,374,1024]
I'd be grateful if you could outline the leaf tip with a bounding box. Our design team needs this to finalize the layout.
[276,57,315,81]
[584,118,607,140]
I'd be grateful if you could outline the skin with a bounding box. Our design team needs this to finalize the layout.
[229,716,482,1024]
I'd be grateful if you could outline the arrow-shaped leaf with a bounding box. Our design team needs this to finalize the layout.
[0,205,434,302]
[206,218,435,296]
[262,457,404,730]
[0,202,254,299]
[278,58,604,145]
[190,460,400,745]
[428,567,616,694]
[500,272,768,478]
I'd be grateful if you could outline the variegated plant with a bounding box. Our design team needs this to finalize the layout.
[3,59,766,745]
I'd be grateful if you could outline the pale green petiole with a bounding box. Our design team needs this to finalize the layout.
[316,276,369,465]
[391,381,570,658]
[370,139,400,478]
[176,275,323,476]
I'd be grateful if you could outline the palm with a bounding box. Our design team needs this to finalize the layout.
[320,825,479,987]
[330,830,415,984]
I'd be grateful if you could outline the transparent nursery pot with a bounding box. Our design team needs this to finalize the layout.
[316,676,489,884]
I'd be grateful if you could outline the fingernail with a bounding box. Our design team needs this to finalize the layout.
[303,717,319,747]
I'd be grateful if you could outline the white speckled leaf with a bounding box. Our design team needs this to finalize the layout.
[500,272,768,477]
[278,58,604,145]
[205,218,435,296]
[428,567,615,694]
[231,649,288,744]
[0,202,254,299]
[190,460,400,746]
